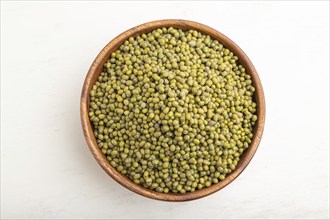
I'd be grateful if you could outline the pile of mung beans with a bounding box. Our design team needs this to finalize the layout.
[89,27,257,193]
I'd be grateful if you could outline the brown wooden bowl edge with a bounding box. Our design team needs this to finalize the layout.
[80,19,266,202]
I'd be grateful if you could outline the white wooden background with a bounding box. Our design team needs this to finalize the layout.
[1,1,329,219]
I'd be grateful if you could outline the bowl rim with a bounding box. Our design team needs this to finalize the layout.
[80,19,266,202]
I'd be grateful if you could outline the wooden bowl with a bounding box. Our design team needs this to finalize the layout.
[81,19,265,201]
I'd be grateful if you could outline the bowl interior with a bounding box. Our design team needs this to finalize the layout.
[81,19,265,201]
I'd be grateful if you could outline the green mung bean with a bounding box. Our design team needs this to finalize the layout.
[89,27,257,193]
